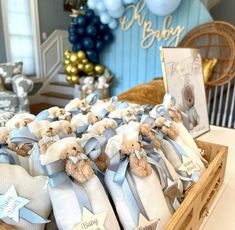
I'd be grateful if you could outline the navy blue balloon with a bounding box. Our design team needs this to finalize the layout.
[99,24,109,33]
[69,27,77,34]
[103,33,114,43]
[86,25,97,37]
[82,37,94,50]
[73,43,82,52]
[92,16,101,26]
[76,15,87,27]
[69,34,78,44]
[77,27,85,35]
[96,40,105,52]
[87,51,99,63]
[86,9,95,19]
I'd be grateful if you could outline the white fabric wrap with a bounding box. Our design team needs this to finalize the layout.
[41,137,120,230]
[105,132,172,230]
[0,164,51,230]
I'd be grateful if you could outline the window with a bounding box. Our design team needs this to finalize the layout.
[1,0,41,77]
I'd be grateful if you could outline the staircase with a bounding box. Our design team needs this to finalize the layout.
[31,30,74,112]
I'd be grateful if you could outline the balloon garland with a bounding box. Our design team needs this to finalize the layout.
[64,0,183,85]
[64,50,105,85]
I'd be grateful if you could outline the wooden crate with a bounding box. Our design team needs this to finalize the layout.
[0,141,228,230]
[165,140,228,230]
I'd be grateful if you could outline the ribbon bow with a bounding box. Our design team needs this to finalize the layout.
[10,127,38,144]
[85,93,99,105]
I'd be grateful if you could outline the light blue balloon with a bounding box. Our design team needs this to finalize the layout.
[100,11,112,24]
[108,5,125,18]
[87,0,98,10]
[97,1,106,12]
[108,19,118,29]
[122,0,137,4]
[103,0,122,11]
[146,0,182,16]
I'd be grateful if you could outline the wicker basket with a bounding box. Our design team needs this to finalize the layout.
[179,21,235,86]
[0,140,228,230]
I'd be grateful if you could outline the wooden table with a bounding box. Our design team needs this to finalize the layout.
[198,126,235,230]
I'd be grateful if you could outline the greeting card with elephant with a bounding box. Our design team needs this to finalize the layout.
[161,47,210,138]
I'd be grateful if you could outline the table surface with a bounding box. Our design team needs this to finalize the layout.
[198,126,235,230]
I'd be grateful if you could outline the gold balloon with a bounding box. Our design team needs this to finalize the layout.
[70,53,78,63]
[94,65,105,75]
[65,64,73,74]
[87,71,95,76]
[64,50,71,60]
[66,75,73,84]
[85,63,94,73]
[82,58,89,64]
[77,63,85,71]
[77,50,86,60]
[64,59,70,65]
[202,58,218,84]
[70,66,78,75]
[71,75,80,84]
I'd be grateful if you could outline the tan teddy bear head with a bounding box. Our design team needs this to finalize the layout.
[27,120,51,138]
[87,113,101,125]
[168,109,182,123]
[50,120,75,138]
[65,98,90,113]
[0,127,9,143]
[48,106,65,118]
[5,113,35,130]
[155,117,179,140]
[121,140,142,156]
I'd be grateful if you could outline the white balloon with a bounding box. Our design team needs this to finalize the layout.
[108,19,118,29]
[87,0,97,10]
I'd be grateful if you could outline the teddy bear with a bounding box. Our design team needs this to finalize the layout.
[155,117,179,140]
[120,140,152,178]
[64,98,90,114]
[109,107,138,124]
[46,138,94,183]
[87,118,118,136]
[50,120,75,138]
[0,127,31,157]
[71,112,101,136]
[5,113,35,130]
[139,123,161,149]
[180,84,199,130]
[38,126,60,155]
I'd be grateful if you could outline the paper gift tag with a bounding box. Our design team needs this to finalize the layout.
[178,155,201,176]
[134,214,160,230]
[73,208,107,230]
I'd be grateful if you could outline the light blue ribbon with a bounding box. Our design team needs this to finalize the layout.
[34,109,50,121]
[115,101,129,109]
[10,127,38,144]
[112,157,148,226]
[20,207,50,224]
[0,146,19,165]
[140,115,155,126]
[68,108,82,116]
[76,125,89,137]
[86,93,99,105]
[43,160,93,213]
[163,93,176,109]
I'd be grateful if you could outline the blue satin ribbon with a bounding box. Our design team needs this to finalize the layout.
[34,109,50,121]
[76,125,89,137]
[115,101,129,109]
[86,93,98,105]
[10,127,38,144]
[0,146,19,165]
[20,207,50,224]
[68,108,82,116]
[163,93,176,109]
[140,115,155,126]
[43,160,93,213]
[112,157,148,226]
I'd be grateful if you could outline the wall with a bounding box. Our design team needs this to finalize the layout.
[210,0,235,24]
[0,1,6,63]
[0,0,70,63]
[38,0,70,43]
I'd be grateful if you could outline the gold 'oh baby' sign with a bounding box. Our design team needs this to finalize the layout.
[120,0,185,49]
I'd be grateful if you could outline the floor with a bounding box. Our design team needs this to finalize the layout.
[30,103,55,115]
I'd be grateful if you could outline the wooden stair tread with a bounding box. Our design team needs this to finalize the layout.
[50,81,74,87]
[30,103,56,115]
[41,92,73,100]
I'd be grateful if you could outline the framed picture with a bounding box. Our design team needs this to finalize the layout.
[160,47,210,138]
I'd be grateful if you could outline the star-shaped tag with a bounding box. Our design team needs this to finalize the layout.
[178,156,201,176]
[134,214,160,230]
[0,185,29,222]
[73,208,107,230]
